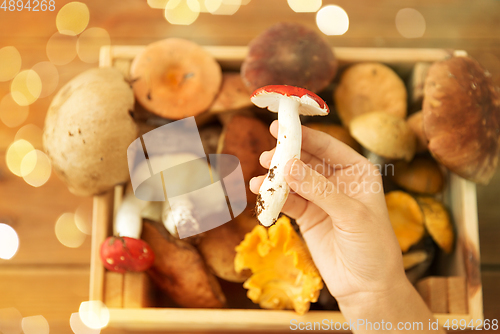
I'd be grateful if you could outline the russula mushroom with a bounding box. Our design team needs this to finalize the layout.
[306,123,362,152]
[130,38,222,119]
[334,62,407,126]
[234,215,323,315]
[349,111,416,163]
[142,220,226,308]
[241,22,337,93]
[385,191,425,253]
[101,190,155,273]
[43,68,138,196]
[416,196,454,253]
[407,111,428,153]
[250,85,329,226]
[392,156,445,194]
[423,56,500,184]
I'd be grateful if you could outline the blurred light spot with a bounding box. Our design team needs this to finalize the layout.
[77,28,111,64]
[55,213,87,248]
[241,0,250,4]
[6,139,35,176]
[287,0,321,13]
[15,124,43,149]
[11,70,42,106]
[316,5,349,36]
[395,8,426,38]
[0,47,22,82]
[0,94,29,128]
[69,313,101,334]
[165,0,200,25]
[32,62,59,98]
[22,315,49,334]
[78,301,110,330]
[187,0,208,12]
[75,200,93,235]
[0,224,20,260]
[56,2,90,36]
[46,32,78,66]
[148,0,168,9]
[205,0,241,15]
[0,307,23,333]
[21,150,52,187]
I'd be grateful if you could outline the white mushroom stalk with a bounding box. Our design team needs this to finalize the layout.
[251,85,329,227]
[115,186,153,239]
[162,195,198,238]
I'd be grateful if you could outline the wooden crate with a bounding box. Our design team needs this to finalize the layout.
[90,45,483,332]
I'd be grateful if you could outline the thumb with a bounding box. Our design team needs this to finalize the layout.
[284,158,362,221]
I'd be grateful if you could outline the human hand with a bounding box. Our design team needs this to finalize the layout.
[249,120,407,303]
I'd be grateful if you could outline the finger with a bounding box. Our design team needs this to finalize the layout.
[270,120,366,168]
[249,175,265,194]
[260,148,335,177]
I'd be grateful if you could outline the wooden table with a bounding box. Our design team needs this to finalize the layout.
[0,1,499,333]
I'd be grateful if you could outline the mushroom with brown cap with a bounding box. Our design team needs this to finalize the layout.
[407,111,428,153]
[422,56,500,184]
[241,22,337,94]
[130,38,222,120]
[251,85,329,227]
[334,62,407,126]
[349,111,416,164]
[392,156,444,194]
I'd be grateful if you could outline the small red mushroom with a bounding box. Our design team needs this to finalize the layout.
[100,236,155,273]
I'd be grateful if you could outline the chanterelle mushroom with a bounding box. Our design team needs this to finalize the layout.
[251,85,329,226]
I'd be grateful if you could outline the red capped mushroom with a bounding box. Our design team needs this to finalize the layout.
[251,85,329,226]
[100,236,154,273]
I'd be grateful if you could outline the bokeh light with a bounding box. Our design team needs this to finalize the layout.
[11,70,42,106]
[21,150,52,187]
[0,93,29,128]
[165,0,200,25]
[148,0,168,9]
[15,124,43,149]
[6,139,35,177]
[21,315,49,334]
[69,313,101,334]
[78,301,110,330]
[77,28,111,63]
[0,307,23,334]
[56,2,90,36]
[55,213,87,248]
[46,32,78,66]
[32,62,59,98]
[205,0,241,15]
[0,46,22,82]
[316,5,349,36]
[187,0,208,12]
[287,0,321,13]
[0,224,20,260]
[75,201,93,235]
[395,8,426,38]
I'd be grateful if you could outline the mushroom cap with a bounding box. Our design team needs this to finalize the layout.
[416,196,454,254]
[43,68,138,196]
[306,123,362,152]
[423,56,500,184]
[407,111,428,153]
[392,156,445,194]
[130,38,222,120]
[349,111,416,161]
[209,72,253,113]
[334,62,407,126]
[241,22,337,93]
[385,191,425,253]
[251,85,329,116]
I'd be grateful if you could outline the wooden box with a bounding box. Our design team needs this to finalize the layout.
[90,46,483,332]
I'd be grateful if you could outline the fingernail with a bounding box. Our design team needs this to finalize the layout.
[290,160,306,181]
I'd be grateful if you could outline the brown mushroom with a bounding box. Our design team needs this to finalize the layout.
[349,111,416,162]
[130,38,222,119]
[306,123,362,152]
[209,72,253,113]
[334,62,407,126]
[407,111,428,153]
[385,191,425,253]
[392,156,445,194]
[416,196,454,254]
[423,56,500,184]
[408,62,431,112]
[241,22,337,93]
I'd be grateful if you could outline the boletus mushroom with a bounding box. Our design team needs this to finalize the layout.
[241,22,337,93]
[130,38,222,119]
[334,62,407,126]
[423,56,500,184]
[251,85,329,227]
[43,68,138,196]
[407,111,428,153]
[392,156,445,194]
[306,123,362,152]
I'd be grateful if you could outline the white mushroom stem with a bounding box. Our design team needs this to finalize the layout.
[115,190,152,239]
[257,97,301,226]
[162,196,198,238]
